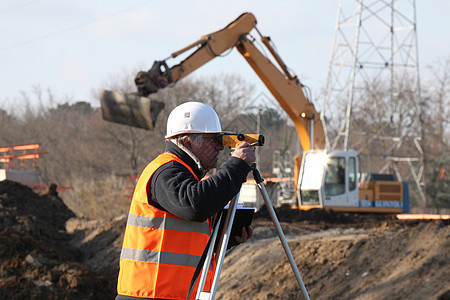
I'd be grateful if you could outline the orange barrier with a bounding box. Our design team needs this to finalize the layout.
[396,214,449,220]
[0,143,47,169]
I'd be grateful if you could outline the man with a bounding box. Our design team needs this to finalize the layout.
[116,102,256,300]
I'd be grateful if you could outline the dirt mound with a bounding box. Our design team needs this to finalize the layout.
[0,180,119,299]
[221,209,449,300]
[0,180,448,300]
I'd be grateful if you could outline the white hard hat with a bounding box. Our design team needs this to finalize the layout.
[165,102,222,139]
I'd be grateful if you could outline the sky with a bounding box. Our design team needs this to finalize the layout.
[1,0,449,114]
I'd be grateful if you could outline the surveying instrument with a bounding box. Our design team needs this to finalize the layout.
[188,133,311,300]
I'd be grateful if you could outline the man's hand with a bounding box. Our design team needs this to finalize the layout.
[232,142,256,166]
[235,225,254,244]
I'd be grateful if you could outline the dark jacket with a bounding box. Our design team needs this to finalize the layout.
[149,141,251,221]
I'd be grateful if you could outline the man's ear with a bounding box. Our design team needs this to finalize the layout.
[181,136,192,149]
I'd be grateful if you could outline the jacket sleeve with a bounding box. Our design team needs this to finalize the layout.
[150,157,251,222]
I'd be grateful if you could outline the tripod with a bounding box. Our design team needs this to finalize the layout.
[194,165,311,300]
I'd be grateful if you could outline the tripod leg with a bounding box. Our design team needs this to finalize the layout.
[207,192,240,300]
[196,214,222,299]
[253,167,311,300]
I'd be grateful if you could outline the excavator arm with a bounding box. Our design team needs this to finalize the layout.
[131,12,325,152]
[134,13,257,95]
[235,35,325,151]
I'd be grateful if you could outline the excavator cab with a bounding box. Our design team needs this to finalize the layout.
[299,150,406,213]
[298,150,359,210]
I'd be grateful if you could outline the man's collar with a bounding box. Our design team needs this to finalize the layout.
[164,141,205,178]
[170,138,203,170]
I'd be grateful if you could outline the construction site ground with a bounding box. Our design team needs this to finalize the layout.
[0,180,449,300]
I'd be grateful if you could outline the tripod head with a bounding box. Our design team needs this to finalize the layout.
[220,132,264,150]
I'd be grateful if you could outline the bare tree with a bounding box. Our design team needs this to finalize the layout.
[422,56,450,209]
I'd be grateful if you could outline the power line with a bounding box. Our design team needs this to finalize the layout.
[0,0,151,52]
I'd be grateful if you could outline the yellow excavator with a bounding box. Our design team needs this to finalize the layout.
[100,12,408,214]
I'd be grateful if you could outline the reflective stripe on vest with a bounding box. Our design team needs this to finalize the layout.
[121,247,205,268]
[117,152,215,300]
[126,213,210,235]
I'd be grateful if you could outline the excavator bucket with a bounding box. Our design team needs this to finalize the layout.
[99,89,165,131]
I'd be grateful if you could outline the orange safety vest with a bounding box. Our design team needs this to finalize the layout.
[117,153,215,299]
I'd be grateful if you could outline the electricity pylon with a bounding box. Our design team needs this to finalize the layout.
[321,0,427,206]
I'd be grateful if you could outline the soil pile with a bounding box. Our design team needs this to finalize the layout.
[0,180,448,300]
[217,206,450,300]
[0,180,122,299]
